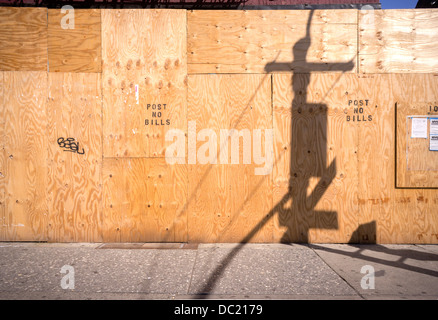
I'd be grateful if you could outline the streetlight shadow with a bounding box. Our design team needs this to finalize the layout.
[193,9,358,298]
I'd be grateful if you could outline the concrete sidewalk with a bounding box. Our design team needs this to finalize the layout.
[0,242,437,300]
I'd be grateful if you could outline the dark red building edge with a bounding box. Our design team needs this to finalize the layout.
[0,0,381,9]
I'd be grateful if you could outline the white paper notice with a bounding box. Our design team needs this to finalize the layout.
[430,118,438,135]
[411,117,428,138]
[430,135,438,151]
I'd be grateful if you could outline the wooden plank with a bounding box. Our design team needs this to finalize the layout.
[47,73,102,242]
[0,8,48,71]
[102,9,187,158]
[48,9,102,73]
[308,74,360,243]
[410,189,438,244]
[271,73,438,244]
[188,10,357,74]
[3,71,48,241]
[355,74,438,244]
[389,74,438,243]
[388,188,415,243]
[101,158,122,243]
[395,74,438,188]
[187,74,273,243]
[355,75,395,244]
[359,9,438,73]
[102,158,187,242]
[0,72,4,240]
[273,73,359,243]
[412,190,426,244]
[359,74,438,244]
[426,189,438,243]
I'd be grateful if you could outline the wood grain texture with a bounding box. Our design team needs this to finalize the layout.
[359,9,438,73]
[188,10,357,74]
[395,74,438,188]
[102,158,187,242]
[102,9,187,158]
[48,9,102,73]
[355,74,438,244]
[356,75,395,244]
[0,9,437,244]
[273,73,438,244]
[187,74,273,243]
[388,188,414,243]
[47,73,102,242]
[0,72,4,240]
[273,73,359,243]
[424,189,438,243]
[0,8,48,71]
[410,189,438,244]
[2,72,48,241]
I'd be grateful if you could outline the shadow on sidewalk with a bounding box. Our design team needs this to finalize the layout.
[312,241,438,279]
[193,10,356,298]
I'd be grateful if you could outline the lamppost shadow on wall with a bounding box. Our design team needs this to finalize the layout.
[193,9,361,298]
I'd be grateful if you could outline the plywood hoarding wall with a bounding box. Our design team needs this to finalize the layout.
[0,8,437,243]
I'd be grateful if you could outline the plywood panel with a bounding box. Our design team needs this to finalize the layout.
[187,74,273,243]
[188,10,357,74]
[425,189,438,243]
[395,74,438,188]
[388,188,415,243]
[0,9,437,244]
[102,9,187,158]
[412,190,429,244]
[3,72,48,241]
[355,74,438,244]
[47,73,102,242]
[407,189,438,243]
[0,72,5,240]
[48,9,102,73]
[271,73,438,244]
[356,75,395,244]
[382,188,437,244]
[359,9,438,73]
[102,158,187,242]
[0,8,48,71]
[273,73,359,243]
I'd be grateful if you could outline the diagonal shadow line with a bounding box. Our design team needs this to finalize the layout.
[137,49,281,299]
[193,158,339,297]
[193,192,286,298]
[192,9,357,298]
[211,62,352,243]
[171,51,350,244]
[139,63,278,296]
[189,95,340,297]
[214,150,338,243]
[311,244,438,278]
[185,66,350,245]
[162,55,280,243]
[215,147,286,242]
